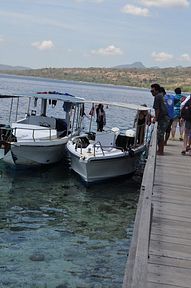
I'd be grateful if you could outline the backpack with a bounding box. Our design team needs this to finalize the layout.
[164,94,174,119]
[181,98,191,121]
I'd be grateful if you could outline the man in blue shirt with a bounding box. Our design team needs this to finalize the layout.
[171,87,185,141]
[160,87,175,145]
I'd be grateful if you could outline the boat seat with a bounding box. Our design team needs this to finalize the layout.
[95,131,116,147]
[116,134,135,151]
[73,135,90,148]
[56,118,67,138]
[125,129,136,138]
[22,115,57,129]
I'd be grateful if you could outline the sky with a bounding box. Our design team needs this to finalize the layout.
[0,0,191,69]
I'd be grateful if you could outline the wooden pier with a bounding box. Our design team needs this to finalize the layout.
[123,126,191,288]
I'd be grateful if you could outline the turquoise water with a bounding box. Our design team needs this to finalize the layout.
[0,74,152,287]
[0,161,140,288]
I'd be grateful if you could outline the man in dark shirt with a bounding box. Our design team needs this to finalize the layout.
[151,83,169,155]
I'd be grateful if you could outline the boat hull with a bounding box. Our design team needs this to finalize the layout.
[1,139,67,166]
[70,150,142,183]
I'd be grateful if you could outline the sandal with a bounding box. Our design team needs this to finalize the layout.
[186,146,191,152]
[181,150,186,155]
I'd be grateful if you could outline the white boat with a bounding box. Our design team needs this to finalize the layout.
[67,101,150,183]
[0,91,84,166]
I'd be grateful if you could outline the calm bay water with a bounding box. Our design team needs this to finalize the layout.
[0,74,152,288]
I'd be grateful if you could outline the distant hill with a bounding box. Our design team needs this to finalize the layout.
[2,66,191,92]
[0,64,31,71]
[113,62,146,69]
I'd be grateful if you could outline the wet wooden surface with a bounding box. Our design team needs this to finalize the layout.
[147,139,191,288]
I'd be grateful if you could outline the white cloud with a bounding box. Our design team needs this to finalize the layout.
[32,40,54,50]
[152,51,173,61]
[140,0,189,7]
[121,4,149,16]
[179,53,191,62]
[91,45,123,56]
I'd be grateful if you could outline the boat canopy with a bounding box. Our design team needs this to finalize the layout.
[0,91,84,103]
[82,100,150,111]
[0,92,150,110]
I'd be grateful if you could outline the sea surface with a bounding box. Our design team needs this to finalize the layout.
[0,74,153,288]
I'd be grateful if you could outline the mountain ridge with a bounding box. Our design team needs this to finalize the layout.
[113,62,146,69]
[0,64,31,71]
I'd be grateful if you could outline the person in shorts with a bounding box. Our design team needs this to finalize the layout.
[151,83,170,155]
[180,95,191,155]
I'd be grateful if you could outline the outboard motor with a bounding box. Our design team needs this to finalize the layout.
[0,124,17,143]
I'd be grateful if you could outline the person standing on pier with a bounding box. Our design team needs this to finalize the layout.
[150,83,169,155]
[180,95,191,155]
[160,87,175,145]
[171,87,185,141]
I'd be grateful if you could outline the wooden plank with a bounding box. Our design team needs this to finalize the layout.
[154,177,191,187]
[152,217,191,229]
[148,254,191,270]
[147,282,185,288]
[152,208,191,219]
[153,185,191,194]
[151,223,191,237]
[152,213,191,224]
[151,226,191,240]
[148,263,191,287]
[148,254,191,269]
[153,203,191,214]
[150,234,191,247]
[150,239,191,259]
[152,195,191,206]
[153,187,191,196]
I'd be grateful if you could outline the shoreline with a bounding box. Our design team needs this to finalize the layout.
[1,66,191,92]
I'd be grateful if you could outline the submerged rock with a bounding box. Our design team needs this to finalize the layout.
[29,253,45,261]
[56,284,68,288]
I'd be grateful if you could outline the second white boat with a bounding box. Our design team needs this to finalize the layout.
[67,101,150,183]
